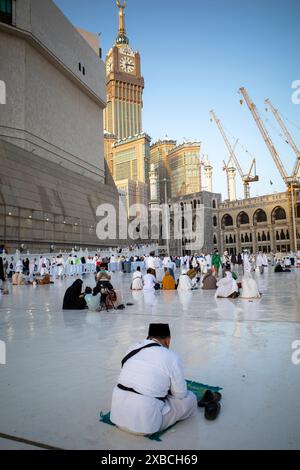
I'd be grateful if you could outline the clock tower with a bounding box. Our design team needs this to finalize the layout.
[104,1,144,140]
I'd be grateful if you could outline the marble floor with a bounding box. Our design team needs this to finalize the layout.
[0,268,300,450]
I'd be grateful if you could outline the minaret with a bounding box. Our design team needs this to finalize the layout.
[228,166,237,201]
[149,164,159,203]
[203,154,213,192]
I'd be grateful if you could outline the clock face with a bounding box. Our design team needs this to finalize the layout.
[106,57,113,74]
[119,55,135,74]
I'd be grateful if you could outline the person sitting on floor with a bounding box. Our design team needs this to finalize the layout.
[110,323,198,435]
[12,272,25,286]
[62,279,86,310]
[274,263,291,273]
[143,268,157,292]
[94,272,123,309]
[37,273,53,285]
[84,286,101,311]
[131,267,144,291]
[162,271,176,290]
[202,269,217,290]
[177,269,193,291]
[240,272,261,299]
[215,267,239,298]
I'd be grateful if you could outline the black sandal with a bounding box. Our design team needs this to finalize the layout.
[198,390,222,407]
[204,401,221,420]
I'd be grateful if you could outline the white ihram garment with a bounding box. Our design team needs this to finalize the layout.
[131,271,143,290]
[143,273,156,291]
[216,272,238,298]
[145,256,156,271]
[240,272,260,299]
[110,340,197,435]
[242,253,251,273]
[256,254,264,267]
[177,274,193,291]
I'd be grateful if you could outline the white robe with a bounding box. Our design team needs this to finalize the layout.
[177,274,193,291]
[216,272,238,298]
[131,271,143,290]
[242,253,251,273]
[110,339,197,434]
[143,273,156,291]
[256,254,264,267]
[240,273,260,299]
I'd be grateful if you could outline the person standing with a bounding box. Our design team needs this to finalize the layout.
[212,250,222,276]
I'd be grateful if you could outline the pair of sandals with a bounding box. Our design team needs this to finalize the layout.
[198,390,222,420]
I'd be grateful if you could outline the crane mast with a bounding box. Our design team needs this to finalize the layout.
[239,87,289,182]
[239,87,299,251]
[210,109,258,198]
[265,98,300,178]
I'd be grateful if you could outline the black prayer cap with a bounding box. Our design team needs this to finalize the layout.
[148,323,171,338]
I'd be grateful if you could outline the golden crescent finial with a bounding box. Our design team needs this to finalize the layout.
[116,0,126,9]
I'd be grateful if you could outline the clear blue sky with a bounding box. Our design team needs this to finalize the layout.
[54,0,300,200]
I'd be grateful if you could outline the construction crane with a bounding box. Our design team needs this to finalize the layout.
[239,87,300,251]
[210,110,259,199]
[264,98,300,179]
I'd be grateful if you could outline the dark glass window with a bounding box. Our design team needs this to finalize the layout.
[82,66,85,75]
[0,0,12,25]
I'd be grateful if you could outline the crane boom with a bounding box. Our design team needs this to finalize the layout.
[210,110,244,177]
[264,98,300,178]
[239,87,289,182]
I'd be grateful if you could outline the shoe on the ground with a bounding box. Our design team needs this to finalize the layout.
[198,390,222,407]
[204,401,221,420]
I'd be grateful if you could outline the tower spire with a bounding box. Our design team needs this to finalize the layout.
[116,0,129,45]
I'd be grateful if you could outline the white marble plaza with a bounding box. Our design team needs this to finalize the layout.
[0,268,300,450]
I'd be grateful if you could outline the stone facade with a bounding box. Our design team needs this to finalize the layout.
[0,0,123,252]
[0,0,106,183]
[217,192,300,254]
[0,139,122,252]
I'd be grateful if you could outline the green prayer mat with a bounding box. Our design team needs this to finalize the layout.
[99,380,222,442]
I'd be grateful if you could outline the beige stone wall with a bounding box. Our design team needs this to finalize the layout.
[0,0,106,183]
[0,139,122,251]
[216,192,300,253]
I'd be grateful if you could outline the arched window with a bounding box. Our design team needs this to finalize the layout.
[212,199,216,209]
[253,209,267,225]
[213,215,217,227]
[297,204,300,218]
[257,232,261,242]
[267,232,270,241]
[276,230,279,241]
[280,229,286,240]
[241,234,244,243]
[245,233,249,243]
[250,233,252,242]
[237,211,250,226]
[286,230,290,240]
[225,235,228,243]
[262,231,267,241]
[234,234,236,243]
[0,1,12,25]
[213,234,217,244]
[221,214,233,229]
[272,206,286,222]
[229,234,233,243]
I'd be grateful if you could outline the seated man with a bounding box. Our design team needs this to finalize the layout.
[215,268,239,298]
[177,270,193,291]
[202,269,217,290]
[110,323,197,435]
